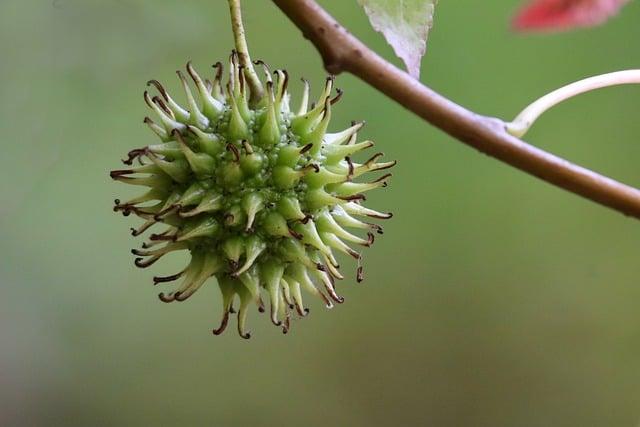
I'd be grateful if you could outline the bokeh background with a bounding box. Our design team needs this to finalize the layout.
[2,0,640,425]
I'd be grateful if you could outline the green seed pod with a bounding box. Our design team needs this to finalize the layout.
[111,52,395,338]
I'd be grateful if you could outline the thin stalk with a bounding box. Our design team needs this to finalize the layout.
[228,0,264,103]
[506,70,640,138]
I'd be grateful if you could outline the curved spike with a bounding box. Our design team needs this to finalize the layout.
[310,263,344,304]
[330,88,343,105]
[114,188,166,208]
[297,78,310,115]
[329,173,392,198]
[254,60,273,83]
[285,278,309,316]
[278,239,317,270]
[144,91,185,132]
[187,126,222,157]
[272,165,308,189]
[186,61,224,120]
[236,295,252,339]
[324,121,364,146]
[343,201,393,219]
[293,219,332,256]
[175,253,224,302]
[176,217,219,242]
[281,278,294,308]
[163,253,204,303]
[331,205,383,233]
[153,268,186,285]
[146,79,190,122]
[172,130,215,177]
[327,154,396,178]
[110,161,159,177]
[111,173,172,189]
[176,182,206,208]
[320,231,360,259]
[131,241,187,258]
[130,218,158,237]
[179,190,222,218]
[261,260,285,326]
[212,310,230,336]
[213,277,236,335]
[273,69,289,114]
[321,252,343,280]
[306,97,332,156]
[286,264,333,309]
[176,70,209,129]
[290,76,334,134]
[227,86,250,141]
[146,152,190,183]
[211,62,225,101]
[304,166,346,188]
[257,82,280,146]
[323,140,374,163]
[277,197,306,221]
[238,265,261,300]
[317,210,373,246]
[147,141,183,159]
[143,117,170,141]
[241,192,264,231]
[306,188,343,210]
[133,241,189,269]
[121,148,147,165]
[232,236,266,277]
[179,190,223,218]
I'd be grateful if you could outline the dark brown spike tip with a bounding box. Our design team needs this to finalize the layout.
[299,143,313,155]
[121,148,147,166]
[340,194,366,202]
[366,232,375,247]
[373,173,393,186]
[212,62,224,80]
[288,229,303,240]
[110,169,133,179]
[330,88,343,105]
[158,292,175,303]
[213,310,230,335]
[175,291,194,302]
[134,257,158,269]
[146,79,169,100]
[226,143,240,162]
[153,271,183,285]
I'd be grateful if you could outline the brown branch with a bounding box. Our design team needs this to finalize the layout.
[272,0,640,219]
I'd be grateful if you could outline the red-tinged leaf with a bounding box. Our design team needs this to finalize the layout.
[513,0,630,32]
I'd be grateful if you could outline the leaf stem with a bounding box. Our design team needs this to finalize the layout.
[507,70,640,138]
[227,0,263,103]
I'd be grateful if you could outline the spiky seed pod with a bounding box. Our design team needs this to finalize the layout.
[111,52,395,338]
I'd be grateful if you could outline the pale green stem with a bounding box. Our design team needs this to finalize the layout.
[506,70,640,138]
[228,0,264,103]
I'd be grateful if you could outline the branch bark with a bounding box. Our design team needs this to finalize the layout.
[271,0,640,219]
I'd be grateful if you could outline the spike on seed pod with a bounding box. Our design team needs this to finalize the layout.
[110,56,394,338]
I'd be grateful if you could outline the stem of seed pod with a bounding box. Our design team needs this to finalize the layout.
[506,70,640,138]
[227,0,264,104]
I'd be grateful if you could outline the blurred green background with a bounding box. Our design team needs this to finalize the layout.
[2,0,640,425]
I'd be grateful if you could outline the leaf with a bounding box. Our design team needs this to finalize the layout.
[512,0,630,32]
[358,0,437,79]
